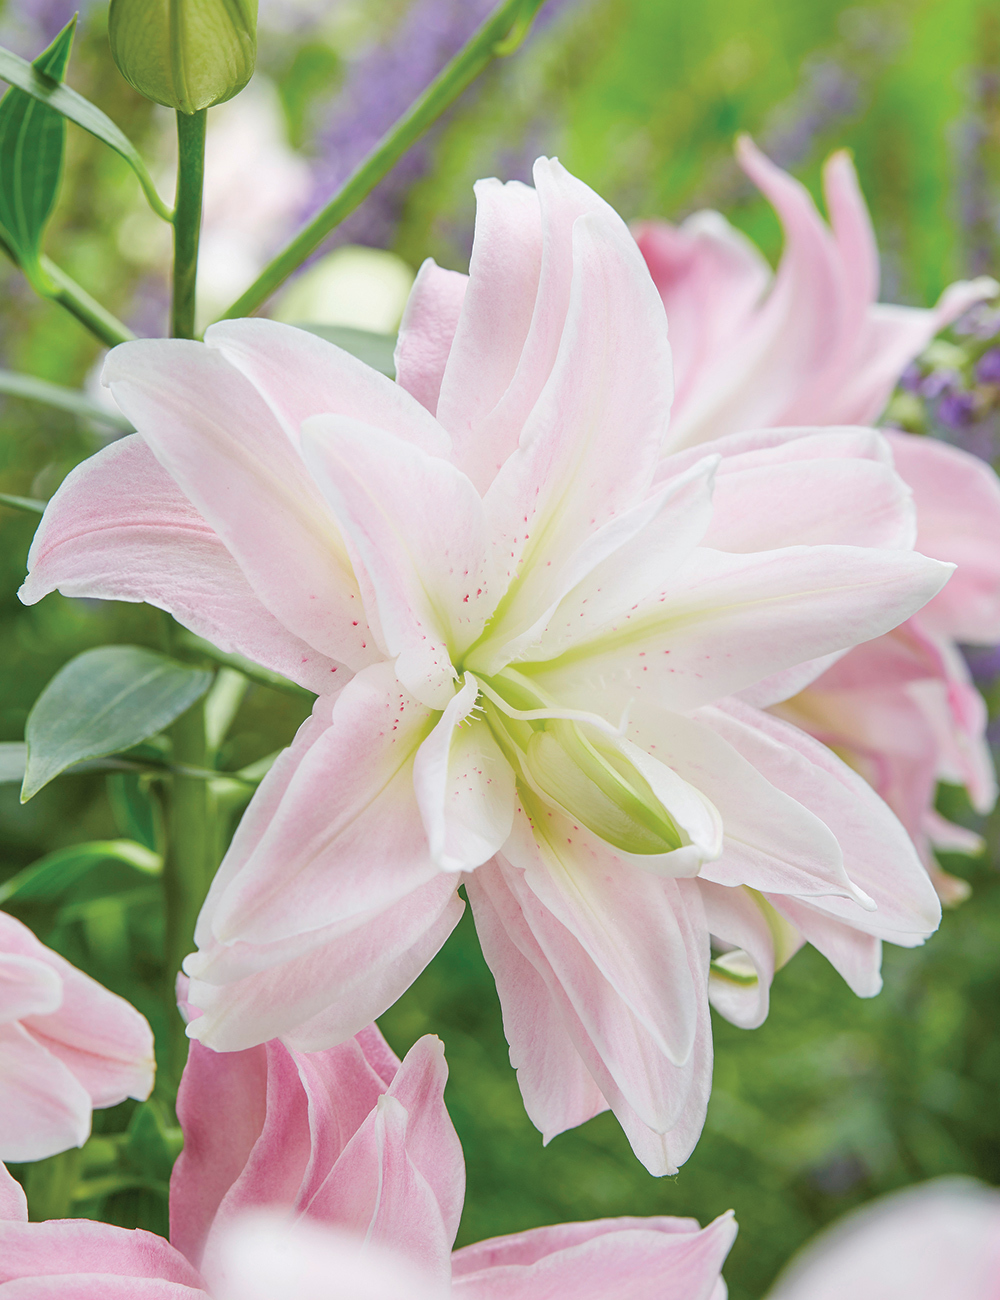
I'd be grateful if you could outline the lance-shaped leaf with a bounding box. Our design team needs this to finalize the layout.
[295,324,397,378]
[0,838,162,906]
[22,645,213,801]
[0,41,171,220]
[0,741,27,782]
[0,19,76,282]
[0,366,133,431]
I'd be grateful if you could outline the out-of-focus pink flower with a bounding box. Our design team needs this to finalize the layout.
[21,158,949,1173]
[765,1179,1000,1300]
[0,911,154,1162]
[634,135,1000,903]
[0,1024,736,1300]
[634,136,997,452]
[775,432,1000,902]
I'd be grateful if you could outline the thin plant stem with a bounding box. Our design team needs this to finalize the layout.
[171,109,206,339]
[217,0,547,320]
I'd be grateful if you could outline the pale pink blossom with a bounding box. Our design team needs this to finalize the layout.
[0,1023,736,1300]
[635,137,1000,903]
[0,911,154,1162]
[21,158,950,1172]
[765,1179,1000,1300]
[634,136,997,452]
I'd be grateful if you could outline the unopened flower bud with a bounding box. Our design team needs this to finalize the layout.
[109,0,257,115]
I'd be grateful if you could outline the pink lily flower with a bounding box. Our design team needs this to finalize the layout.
[636,136,1000,902]
[0,1023,736,1299]
[21,158,950,1172]
[0,911,154,1162]
[765,1179,1000,1300]
[635,135,997,452]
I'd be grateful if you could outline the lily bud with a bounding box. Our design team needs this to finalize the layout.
[109,0,257,115]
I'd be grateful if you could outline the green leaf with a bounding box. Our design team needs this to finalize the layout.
[22,646,214,801]
[107,772,162,852]
[0,839,162,906]
[0,741,27,782]
[123,1101,182,1183]
[295,323,396,378]
[0,367,133,431]
[0,42,171,221]
[0,20,75,280]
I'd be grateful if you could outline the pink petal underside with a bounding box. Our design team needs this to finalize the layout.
[0,1021,96,1162]
[306,1093,455,1285]
[203,664,442,948]
[0,914,153,1109]
[185,877,464,1053]
[452,1211,738,1300]
[436,179,544,488]
[705,697,942,941]
[0,1220,205,1289]
[625,705,863,904]
[468,860,713,1175]
[18,436,344,694]
[664,137,848,451]
[204,318,449,455]
[827,278,998,427]
[464,872,608,1141]
[413,675,516,872]
[304,1036,464,1281]
[291,1029,402,1210]
[634,208,769,408]
[102,340,378,672]
[0,1164,26,1222]
[501,805,701,1069]
[766,895,883,997]
[766,1179,1000,1300]
[169,1040,270,1273]
[0,954,62,1025]
[700,881,798,1029]
[480,201,673,656]
[394,258,469,416]
[523,542,951,717]
[886,430,1000,643]
[300,418,491,708]
[657,424,895,483]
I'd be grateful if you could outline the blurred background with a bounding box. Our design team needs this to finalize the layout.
[1,1,1000,1296]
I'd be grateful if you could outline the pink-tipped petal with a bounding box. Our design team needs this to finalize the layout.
[18,436,343,693]
[102,340,377,672]
[706,698,942,942]
[413,675,516,872]
[204,318,449,456]
[766,896,883,997]
[301,418,491,708]
[201,666,440,949]
[452,1211,737,1300]
[395,259,469,416]
[186,876,464,1053]
[0,955,62,1024]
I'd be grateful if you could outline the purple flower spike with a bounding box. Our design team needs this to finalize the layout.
[938,390,976,429]
[975,347,1000,384]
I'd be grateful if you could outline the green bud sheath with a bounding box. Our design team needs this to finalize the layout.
[109,0,257,114]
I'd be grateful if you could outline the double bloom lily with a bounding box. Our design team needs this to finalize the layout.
[23,157,949,1172]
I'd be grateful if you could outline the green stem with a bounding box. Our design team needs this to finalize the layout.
[163,699,215,1079]
[42,255,135,347]
[217,0,547,320]
[171,109,206,340]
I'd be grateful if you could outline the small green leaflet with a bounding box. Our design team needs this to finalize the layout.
[0,367,133,431]
[0,838,162,906]
[0,19,76,283]
[22,645,213,801]
[0,39,171,222]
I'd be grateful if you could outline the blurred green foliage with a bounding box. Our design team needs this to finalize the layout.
[0,0,999,1295]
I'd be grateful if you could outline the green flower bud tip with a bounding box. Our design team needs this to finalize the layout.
[109,0,257,115]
